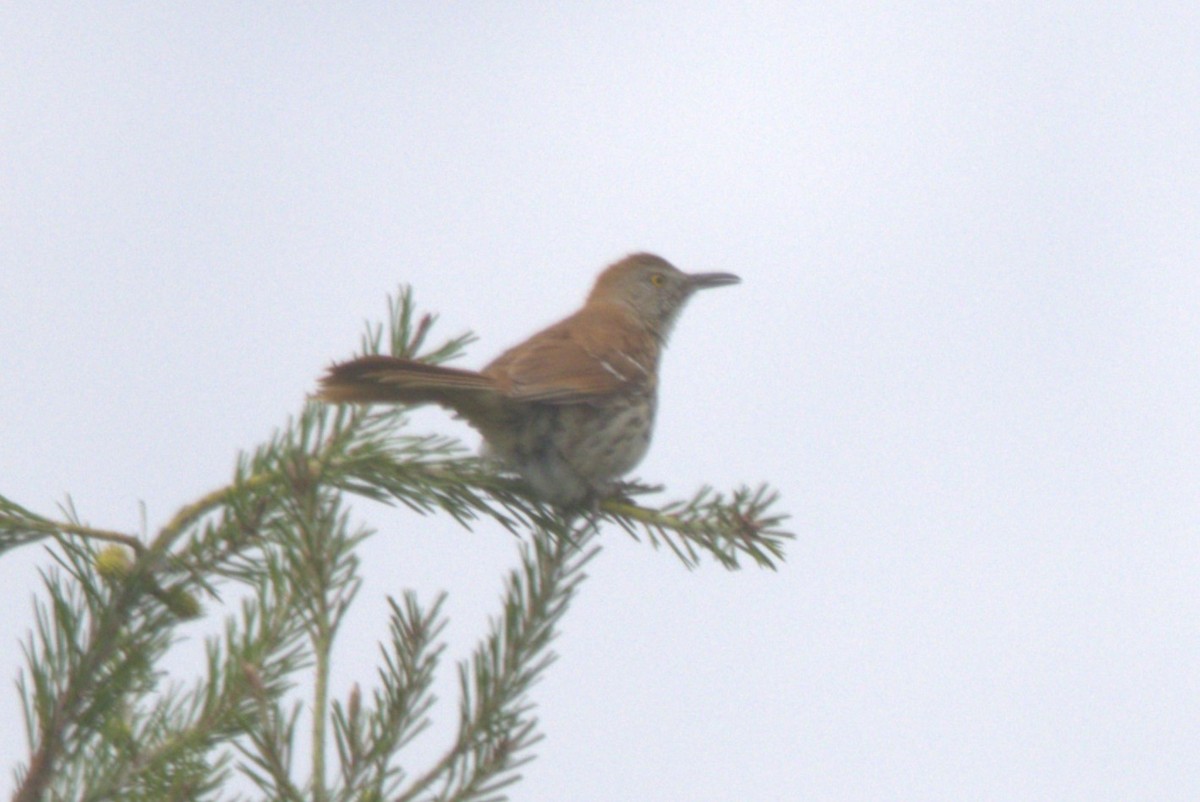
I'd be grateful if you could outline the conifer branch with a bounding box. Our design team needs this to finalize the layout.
[0,495,144,556]
[331,594,447,799]
[5,284,791,801]
[600,483,793,570]
[394,521,599,802]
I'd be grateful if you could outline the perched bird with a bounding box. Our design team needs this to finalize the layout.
[317,253,739,505]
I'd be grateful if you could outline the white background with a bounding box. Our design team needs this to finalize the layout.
[2,3,1198,799]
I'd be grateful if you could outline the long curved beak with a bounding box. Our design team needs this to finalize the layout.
[687,272,741,290]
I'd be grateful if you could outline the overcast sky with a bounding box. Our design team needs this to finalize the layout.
[2,3,1198,800]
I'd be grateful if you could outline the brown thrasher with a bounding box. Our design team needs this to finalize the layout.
[317,253,739,505]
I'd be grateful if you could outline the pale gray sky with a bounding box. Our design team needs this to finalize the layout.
[2,3,1198,800]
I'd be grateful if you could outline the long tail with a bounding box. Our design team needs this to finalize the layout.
[316,355,499,413]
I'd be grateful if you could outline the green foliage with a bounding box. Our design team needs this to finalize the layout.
[2,286,793,802]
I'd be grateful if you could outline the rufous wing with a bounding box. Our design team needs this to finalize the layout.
[484,304,658,404]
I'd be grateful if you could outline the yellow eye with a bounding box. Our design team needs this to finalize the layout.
[650,273,665,287]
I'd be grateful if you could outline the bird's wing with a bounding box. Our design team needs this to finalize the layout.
[484,305,658,404]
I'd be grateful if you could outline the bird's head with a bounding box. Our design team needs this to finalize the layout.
[588,253,740,339]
